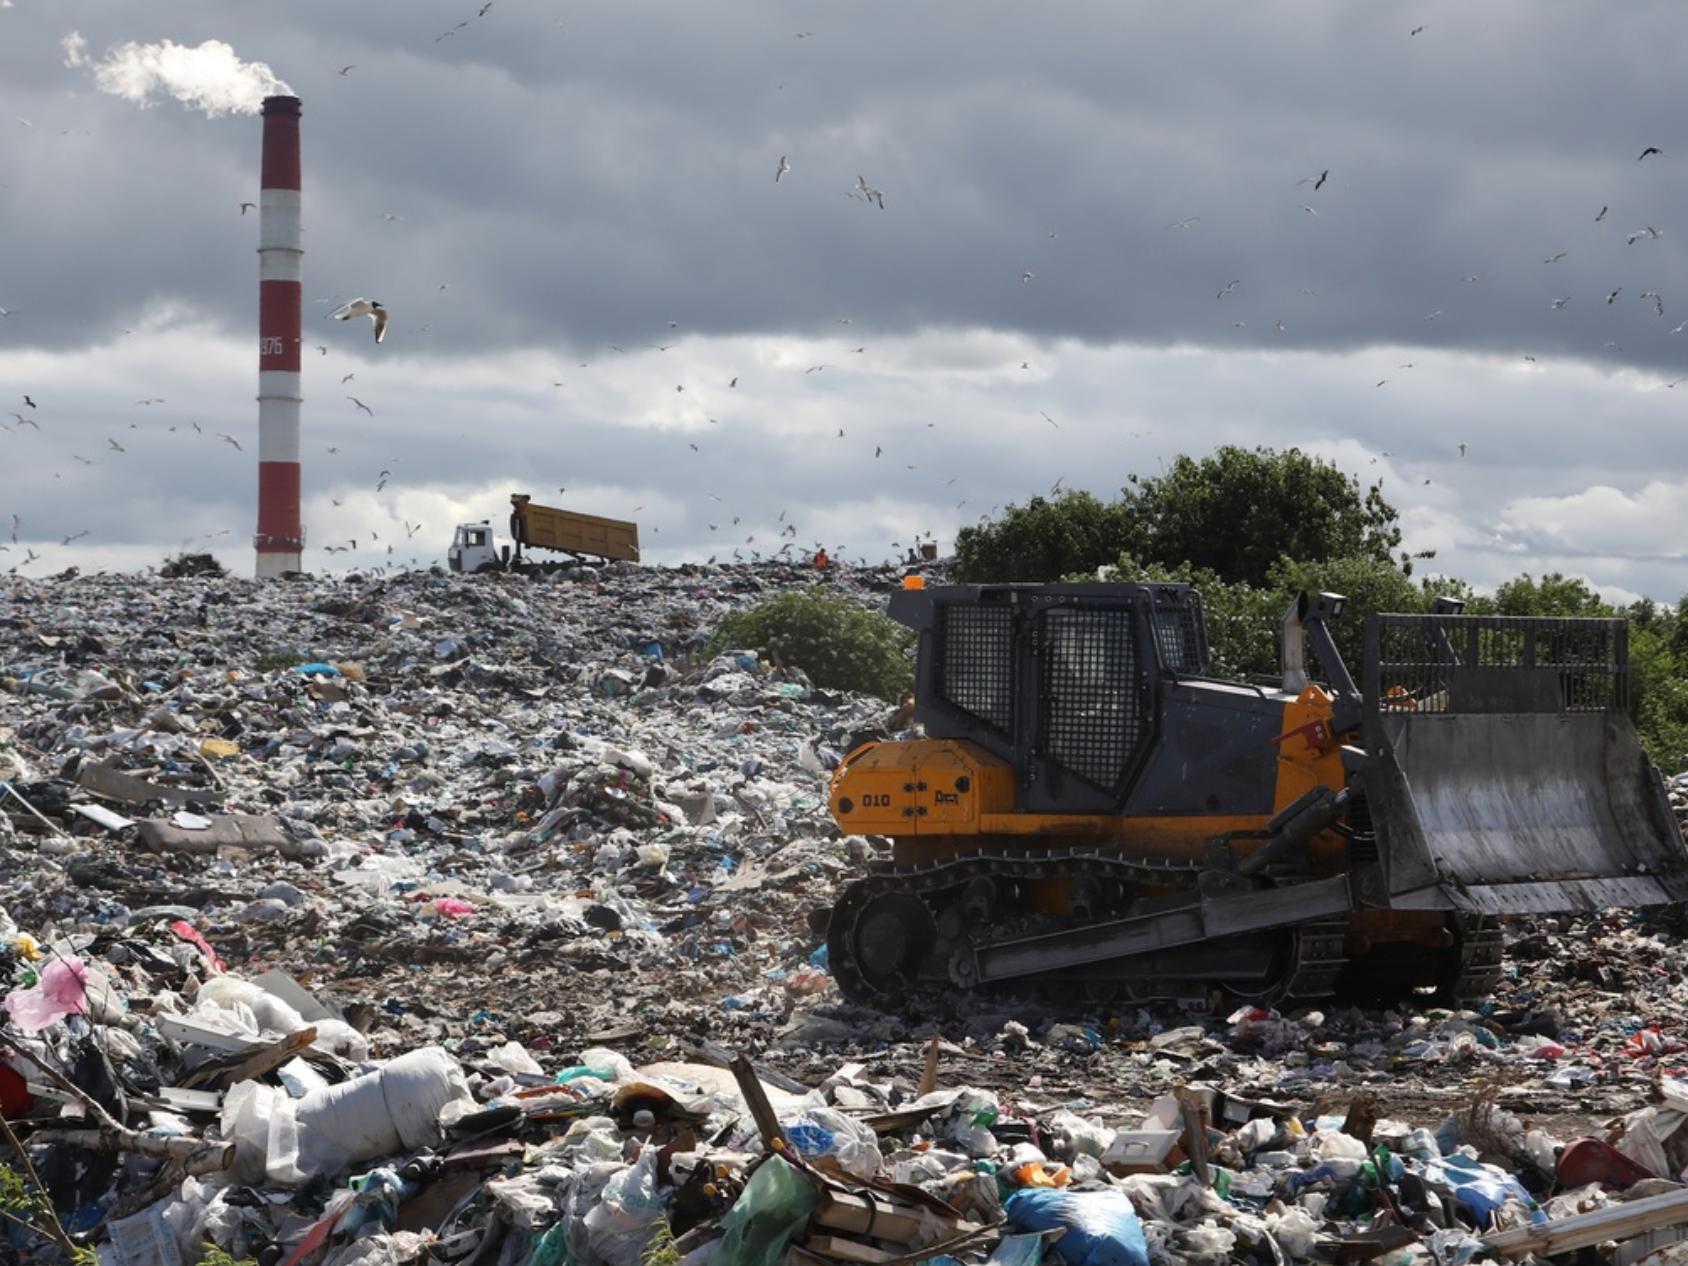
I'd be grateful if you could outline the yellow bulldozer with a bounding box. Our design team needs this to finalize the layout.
[822,582,1688,1007]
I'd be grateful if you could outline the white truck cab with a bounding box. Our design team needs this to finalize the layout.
[447,521,507,573]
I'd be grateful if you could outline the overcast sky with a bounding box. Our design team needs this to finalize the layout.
[4,1,1688,602]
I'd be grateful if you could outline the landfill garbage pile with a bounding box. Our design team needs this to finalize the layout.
[4,565,1688,1264]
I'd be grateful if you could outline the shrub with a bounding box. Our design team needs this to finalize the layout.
[710,588,914,700]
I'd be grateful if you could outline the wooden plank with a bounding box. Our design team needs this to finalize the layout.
[813,1191,933,1245]
[731,1051,788,1153]
[1178,1087,1211,1188]
[918,1034,940,1099]
[181,1026,318,1090]
[1483,1188,1688,1259]
[803,1235,899,1263]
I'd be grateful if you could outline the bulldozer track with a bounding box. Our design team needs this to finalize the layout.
[830,849,1353,1009]
[829,851,1507,1011]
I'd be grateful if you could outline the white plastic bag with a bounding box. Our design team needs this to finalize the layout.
[581,1147,666,1266]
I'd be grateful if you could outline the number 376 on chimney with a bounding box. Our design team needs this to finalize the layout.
[259,336,285,356]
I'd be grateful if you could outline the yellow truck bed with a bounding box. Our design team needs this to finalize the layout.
[510,495,640,563]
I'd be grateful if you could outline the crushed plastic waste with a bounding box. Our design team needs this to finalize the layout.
[0,564,1687,1263]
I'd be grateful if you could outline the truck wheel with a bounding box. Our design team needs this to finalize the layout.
[473,560,502,575]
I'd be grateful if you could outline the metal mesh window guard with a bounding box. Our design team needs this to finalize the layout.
[938,604,1015,730]
[1039,608,1146,786]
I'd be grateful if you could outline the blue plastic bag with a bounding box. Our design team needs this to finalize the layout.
[1006,1190,1149,1266]
[1429,1154,1543,1229]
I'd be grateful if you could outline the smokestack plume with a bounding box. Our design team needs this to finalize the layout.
[255,95,303,577]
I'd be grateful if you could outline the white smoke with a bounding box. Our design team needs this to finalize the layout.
[62,30,292,117]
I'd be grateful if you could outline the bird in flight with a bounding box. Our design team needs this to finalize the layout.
[1301,205,1319,217]
[339,65,355,76]
[1551,296,1570,309]
[1642,291,1665,316]
[1639,147,1663,161]
[218,433,242,450]
[22,395,36,409]
[341,373,355,384]
[775,155,790,182]
[330,298,389,343]
[1422,309,1442,321]
[1627,226,1661,245]
[108,437,127,452]
[1041,411,1059,428]
[1167,216,1199,230]
[1458,443,1468,457]
[1543,252,1567,263]
[240,202,256,215]
[1297,170,1329,190]
[1607,288,1622,304]
[856,175,885,209]
[1217,280,1239,299]
[1595,206,1608,222]
[728,376,738,387]
[1410,25,1425,35]
[348,396,374,416]
[1021,271,1035,283]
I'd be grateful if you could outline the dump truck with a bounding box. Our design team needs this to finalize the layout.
[823,582,1688,1007]
[447,494,639,573]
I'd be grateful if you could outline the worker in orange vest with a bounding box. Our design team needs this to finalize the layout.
[813,548,830,569]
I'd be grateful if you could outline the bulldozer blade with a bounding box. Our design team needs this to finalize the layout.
[1362,614,1688,915]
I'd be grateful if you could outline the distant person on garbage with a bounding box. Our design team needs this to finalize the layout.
[813,548,830,569]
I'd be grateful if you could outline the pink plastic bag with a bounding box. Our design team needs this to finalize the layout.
[170,920,228,973]
[4,956,89,1032]
[431,898,476,919]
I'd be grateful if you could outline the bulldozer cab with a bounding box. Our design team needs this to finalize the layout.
[1359,611,1688,914]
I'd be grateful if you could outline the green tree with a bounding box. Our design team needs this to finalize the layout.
[1491,572,1614,617]
[954,491,1134,583]
[1269,555,1427,679]
[710,589,914,700]
[1120,446,1403,584]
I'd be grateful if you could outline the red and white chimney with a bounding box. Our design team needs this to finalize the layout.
[255,95,303,577]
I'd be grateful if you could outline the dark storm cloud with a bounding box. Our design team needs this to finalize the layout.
[5,1,1688,366]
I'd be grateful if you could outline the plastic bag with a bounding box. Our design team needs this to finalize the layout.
[1268,1207,1318,1260]
[780,1106,883,1181]
[715,1156,820,1266]
[1427,1154,1543,1230]
[1005,1189,1150,1266]
[3,955,88,1032]
[582,1148,667,1266]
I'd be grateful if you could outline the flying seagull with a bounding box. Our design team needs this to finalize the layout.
[1544,251,1568,263]
[1021,271,1035,283]
[1166,217,1199,230]
[775,155,790,182]
[1607,288,1622,304]
[855,175,885,209]
[1551,296,1570,309]
[1639,147,1662,160]
[330,298,389,343]
[348,396,374,416]
[1595,205,1608,222]
[218,433,242,450]
[1296,169,1329,190]
[1627,226,1661,245]
[1301,205,1319,217]
[22,395,35,408]
[1217,280,1239,299]
[1410,25,1425,35]
[339,65,355,76]
[239,202,256,215]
